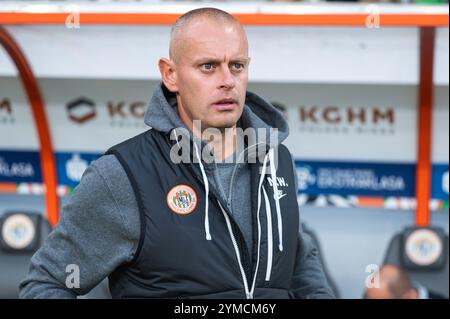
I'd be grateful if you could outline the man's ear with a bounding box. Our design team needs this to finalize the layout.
[158,58,178,92]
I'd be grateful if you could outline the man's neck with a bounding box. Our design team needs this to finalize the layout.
[209,127,237,162]
[176,102,237,162]
[193,125,237,162]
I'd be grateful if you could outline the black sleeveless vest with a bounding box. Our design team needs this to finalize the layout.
[106,129,299,299]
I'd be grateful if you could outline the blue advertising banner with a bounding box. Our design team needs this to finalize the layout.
[431,164,449,201]
[1,149,448,204]
[55,152,102,188]
[0,150,102,188]
[0,150,41,183]
[294,160,416,198]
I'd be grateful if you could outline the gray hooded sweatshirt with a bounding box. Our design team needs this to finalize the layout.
[19,84,335,299]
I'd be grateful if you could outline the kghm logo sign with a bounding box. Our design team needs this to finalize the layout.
[0,98,15,125]
[107,101,146,128]
[298,106,395,135]
[66,97,96,124]
[66,97,146,128]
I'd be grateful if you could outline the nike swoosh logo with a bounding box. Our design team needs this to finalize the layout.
[276,193,287,200]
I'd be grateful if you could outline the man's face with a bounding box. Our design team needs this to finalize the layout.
[365,285,394,299]
[170,19,249,130]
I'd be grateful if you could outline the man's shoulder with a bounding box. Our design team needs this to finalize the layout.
[81,154,138,221]
[90,154,129,184]
[106,128,161,154]
[92,153,121,170]
[95,128,165,182]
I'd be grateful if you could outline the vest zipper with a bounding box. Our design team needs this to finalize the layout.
[218,201,253,299]
[186,163,254,298]
[167,136,255,298]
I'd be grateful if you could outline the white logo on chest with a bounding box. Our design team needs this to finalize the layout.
[267,177,289,200]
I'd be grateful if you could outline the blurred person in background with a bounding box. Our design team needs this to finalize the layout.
[364,264,447,299]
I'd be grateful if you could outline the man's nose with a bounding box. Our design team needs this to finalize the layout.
[218,65,235,90]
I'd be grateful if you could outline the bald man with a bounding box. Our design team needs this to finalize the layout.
[20,8,335,299]
[365,264,445,299]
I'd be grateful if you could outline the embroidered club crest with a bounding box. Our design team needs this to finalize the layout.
[166,184,198,215]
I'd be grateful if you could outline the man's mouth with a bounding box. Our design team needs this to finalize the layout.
[211,98,238,111]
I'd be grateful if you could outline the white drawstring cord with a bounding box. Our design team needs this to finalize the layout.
[172,128,181,149]
[269,148,283,252]
[262,186,273,281]
[249,150,270,298]
[193,142,212,241]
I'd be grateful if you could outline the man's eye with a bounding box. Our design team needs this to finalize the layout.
[201,63,214,70]
[232,63,244,71]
